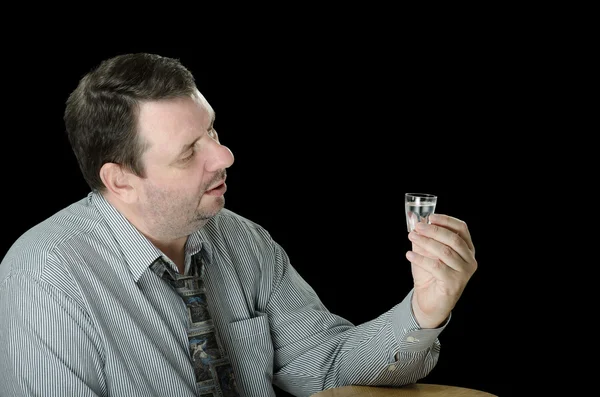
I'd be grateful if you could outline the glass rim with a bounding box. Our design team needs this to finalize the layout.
[405,192,437,198]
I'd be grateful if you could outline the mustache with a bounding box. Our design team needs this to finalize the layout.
[205,170,227,190]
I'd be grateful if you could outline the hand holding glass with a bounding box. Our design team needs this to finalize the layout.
[405,193,437,232]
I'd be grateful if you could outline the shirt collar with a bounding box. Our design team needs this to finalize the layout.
[89,191,213,282]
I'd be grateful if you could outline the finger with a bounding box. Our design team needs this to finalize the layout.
[406,250,452,279]
[412,241,438,260]
[409,218,474,262]
[409,230,468,272]
[428,214,474,254]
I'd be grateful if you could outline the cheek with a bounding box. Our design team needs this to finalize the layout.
[171,169,207,196]
[147,161,208,193]
[162,165,197,184]
[142,175,186,200]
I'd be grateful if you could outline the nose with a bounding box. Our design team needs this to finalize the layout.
[206,142,234,172]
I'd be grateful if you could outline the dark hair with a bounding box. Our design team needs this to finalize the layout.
[64,53,198,192]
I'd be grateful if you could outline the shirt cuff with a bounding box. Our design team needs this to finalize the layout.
[391,289,450,354]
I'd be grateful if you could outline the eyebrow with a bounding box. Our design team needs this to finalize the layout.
[175,112,216,158]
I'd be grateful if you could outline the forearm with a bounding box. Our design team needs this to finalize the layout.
[263,237,448,396]
[272,290,445,393]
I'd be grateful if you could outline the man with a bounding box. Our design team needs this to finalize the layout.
[0,53,477,397]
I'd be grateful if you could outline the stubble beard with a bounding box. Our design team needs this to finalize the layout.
[145,190,224,242]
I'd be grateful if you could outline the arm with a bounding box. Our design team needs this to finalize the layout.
[0,272,105,397]
[266,241,447,397]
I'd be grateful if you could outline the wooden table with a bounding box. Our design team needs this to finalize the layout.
[311,384,497,396]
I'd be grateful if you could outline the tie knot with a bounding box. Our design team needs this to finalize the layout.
[150,255,203,290]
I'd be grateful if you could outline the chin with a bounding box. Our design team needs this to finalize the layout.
[198,198,225,220]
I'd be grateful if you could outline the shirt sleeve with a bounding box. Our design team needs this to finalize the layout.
[265,239,448,397]
[0,271,105,397]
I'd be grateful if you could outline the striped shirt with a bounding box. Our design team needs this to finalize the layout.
[0,191,446,397]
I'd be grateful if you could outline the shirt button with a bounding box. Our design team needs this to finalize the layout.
[388,364,397,371]
[406,336,417,342]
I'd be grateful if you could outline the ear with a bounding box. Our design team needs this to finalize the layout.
[99,163,138,204]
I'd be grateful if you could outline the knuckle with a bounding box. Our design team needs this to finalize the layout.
[430,224,439,234]
[442,246,453,258]
[451,233,462,245]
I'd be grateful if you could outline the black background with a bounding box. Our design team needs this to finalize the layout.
[1,27,531,396]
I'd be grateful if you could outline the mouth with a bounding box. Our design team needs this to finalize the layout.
[205,178,227,196]
[207,182,224,190]
[207,176,226,191]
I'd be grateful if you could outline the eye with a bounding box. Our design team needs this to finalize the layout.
[182,150,195,162]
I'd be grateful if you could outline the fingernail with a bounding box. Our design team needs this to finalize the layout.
[406,251,415,260]
[416,222,427,230]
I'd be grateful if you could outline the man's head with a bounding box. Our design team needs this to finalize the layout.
[64,53,199,192]
[64,53,234,242]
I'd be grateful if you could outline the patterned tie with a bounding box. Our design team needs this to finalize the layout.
[150,253,241,396]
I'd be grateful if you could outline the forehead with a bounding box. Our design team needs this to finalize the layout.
[137,93,214,154]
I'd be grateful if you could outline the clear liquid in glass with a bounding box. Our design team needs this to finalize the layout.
[405,202,436,232]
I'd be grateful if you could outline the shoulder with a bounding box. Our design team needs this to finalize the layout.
[201,208,279,255]
[0,196,103,281]
[208,208,272,239]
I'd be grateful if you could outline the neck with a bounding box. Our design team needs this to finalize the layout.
[102,191,188,274]
[152,240,187,274]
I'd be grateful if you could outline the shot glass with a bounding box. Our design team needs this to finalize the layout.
[405,193,437,232]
